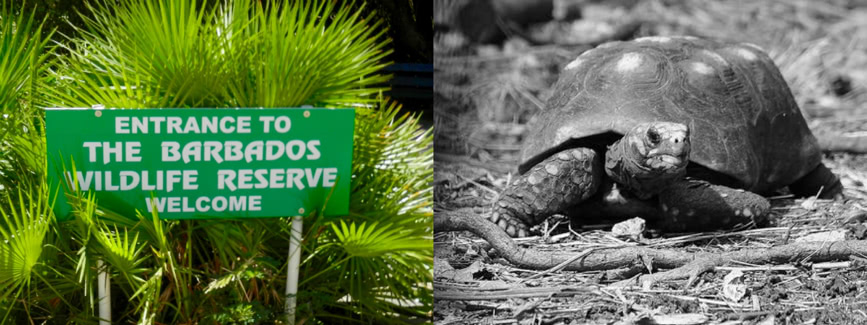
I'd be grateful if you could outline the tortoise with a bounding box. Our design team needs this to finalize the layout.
[490,36,843,237]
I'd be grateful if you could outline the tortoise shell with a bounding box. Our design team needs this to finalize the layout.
[521,36,821,194]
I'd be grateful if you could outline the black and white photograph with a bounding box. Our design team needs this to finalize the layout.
[434,0,867,323]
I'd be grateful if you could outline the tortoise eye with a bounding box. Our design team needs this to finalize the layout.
[647,127,661,145]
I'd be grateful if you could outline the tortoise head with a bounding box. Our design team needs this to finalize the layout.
[605,122,690,198]
[632,122,690,172]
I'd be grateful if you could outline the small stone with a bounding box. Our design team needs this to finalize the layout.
[801,197,817,210]
[611,217,646,241]
[742,209,752,217]
[734,209,741,216]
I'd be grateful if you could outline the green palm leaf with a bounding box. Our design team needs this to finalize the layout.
[333,220,430,258]
[0,183,52,319]
[299,101,433,323]
[0,4,53,117]
[0,4,53,192]
[47,0,392,109]
[223,0,392,107]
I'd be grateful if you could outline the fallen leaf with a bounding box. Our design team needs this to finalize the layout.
[722,270,747,302]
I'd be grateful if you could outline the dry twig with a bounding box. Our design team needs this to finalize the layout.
[436,209,867,288]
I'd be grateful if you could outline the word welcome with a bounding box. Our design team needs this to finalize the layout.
[145,195,262,213]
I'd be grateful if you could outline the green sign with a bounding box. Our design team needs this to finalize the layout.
[46,108,354,220]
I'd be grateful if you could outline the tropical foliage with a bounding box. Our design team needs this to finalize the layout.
[1,0,432,323]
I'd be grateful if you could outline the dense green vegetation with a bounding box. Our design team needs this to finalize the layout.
[0,0,432,323]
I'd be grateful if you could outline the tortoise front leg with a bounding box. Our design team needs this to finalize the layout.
[657,179,771,232]
[491,148,602,237]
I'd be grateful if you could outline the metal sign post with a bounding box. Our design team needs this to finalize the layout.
[97,259,111,325]
[284,215,303,324]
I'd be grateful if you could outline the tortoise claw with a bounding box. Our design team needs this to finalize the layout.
[491,212,530,237]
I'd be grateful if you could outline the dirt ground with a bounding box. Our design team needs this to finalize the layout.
[434,0,867,324]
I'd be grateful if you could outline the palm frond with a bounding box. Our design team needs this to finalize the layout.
[92,224,148,287]
[351,100,434,225]
[298,99,433,323]
[0,4,53,193]
[47,0,392,109]
[0,182,53,321]
[333,220,429,257]
[0,3,53,118]
[223,1,393,107]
